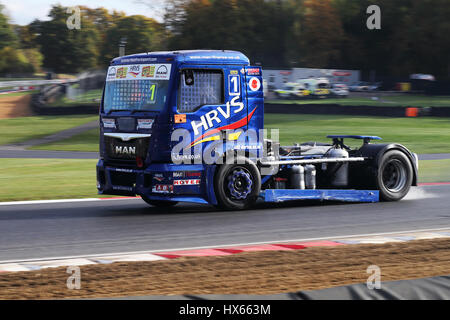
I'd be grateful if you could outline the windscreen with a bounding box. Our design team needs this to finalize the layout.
[103,64,172,113]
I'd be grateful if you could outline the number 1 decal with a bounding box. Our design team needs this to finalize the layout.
[229,75,240,96]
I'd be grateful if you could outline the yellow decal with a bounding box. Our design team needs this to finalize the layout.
[190,131,242,147]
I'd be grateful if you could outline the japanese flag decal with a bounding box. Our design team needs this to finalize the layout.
[249,77,261,91]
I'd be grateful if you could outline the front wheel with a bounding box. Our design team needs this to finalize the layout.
[375,150,413,201]
[141,195,178,208]
[214,157,261,210]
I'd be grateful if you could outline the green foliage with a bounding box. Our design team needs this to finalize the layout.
[166,0,294,68]
[100,15,165,66]
[0,3,18,48]
[2,0,450,77]
[36,5,100,73]
[0,47,34,73]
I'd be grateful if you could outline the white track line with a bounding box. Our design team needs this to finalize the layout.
[1,227,449,265]
[0,197,139,206]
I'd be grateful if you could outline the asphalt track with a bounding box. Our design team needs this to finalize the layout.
[0,185,449,262]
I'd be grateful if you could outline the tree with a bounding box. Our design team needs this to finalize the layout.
[100,15,165,65]
[165,0,294,67]
[36,5,100,73]
[0,3,18,48]
[0,47,34,74]
[296,0,344,68]
[391,0,450,78]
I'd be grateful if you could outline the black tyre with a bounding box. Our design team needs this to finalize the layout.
[375,150,413,201]
[214,157,261,210]
[141,195,178,207]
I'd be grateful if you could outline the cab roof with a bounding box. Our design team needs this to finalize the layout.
[111,50,250,66]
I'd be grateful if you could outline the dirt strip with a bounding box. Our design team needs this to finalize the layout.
[0,238,449,299]
[0,95,32,119]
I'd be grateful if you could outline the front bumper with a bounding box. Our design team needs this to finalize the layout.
[96,160,218,205]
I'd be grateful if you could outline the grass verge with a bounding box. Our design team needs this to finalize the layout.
[32,114,450,154]
[268,94,450,107]
[0,115,97,146]
[0,159,101,202]
[31,128,99,152]
[418,159,450,183]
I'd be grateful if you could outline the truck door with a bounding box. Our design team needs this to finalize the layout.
[172,66,250,163]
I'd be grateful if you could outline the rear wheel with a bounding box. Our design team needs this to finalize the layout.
[141,195,178,207]
[375,150,413,201]
[214,157,261,210]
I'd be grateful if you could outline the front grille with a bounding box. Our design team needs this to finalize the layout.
[110,171,137,187]
[117,118,136,131]
[105,136,150,160]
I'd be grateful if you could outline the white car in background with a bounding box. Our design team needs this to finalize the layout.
[349,81,370,92]
[330,83,349,98]
[274,82,310,99]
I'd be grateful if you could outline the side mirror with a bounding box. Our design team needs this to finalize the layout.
[184,70,194,86]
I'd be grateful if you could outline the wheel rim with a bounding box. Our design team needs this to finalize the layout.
[226,167,253,200]
[382,159,407,192]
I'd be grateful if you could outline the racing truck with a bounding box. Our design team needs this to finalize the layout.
[97,50,418,210]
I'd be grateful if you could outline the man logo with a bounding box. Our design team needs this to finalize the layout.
[115,146,136,155]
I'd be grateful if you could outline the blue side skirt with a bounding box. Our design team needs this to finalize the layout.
[262,189,379,203]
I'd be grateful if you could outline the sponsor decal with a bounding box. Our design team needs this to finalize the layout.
[153,176,164,182]
[187,172,201,177]
[156,65,168,78]
[107,67,116,79]
[115,146,136,155]
[246,68,260,75]
[142,65,155,78]
[137,119,154,129]
[102,118,116,128]
[230,70,238,75]
[116,67,128,79]
[174,114,187,123]
[234,144,261,150]
[171,154,201,161]
[188,106,257,148]
[190,96,245,136]
[106,64,171,81]
[128,65,141,77]
[249,77,261,91]
[152,184,173,193]
[173,179,201,186]
[172,171,201,178]
[120,57,157,63]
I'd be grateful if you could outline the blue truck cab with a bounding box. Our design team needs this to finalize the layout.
[97,50,418,210]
